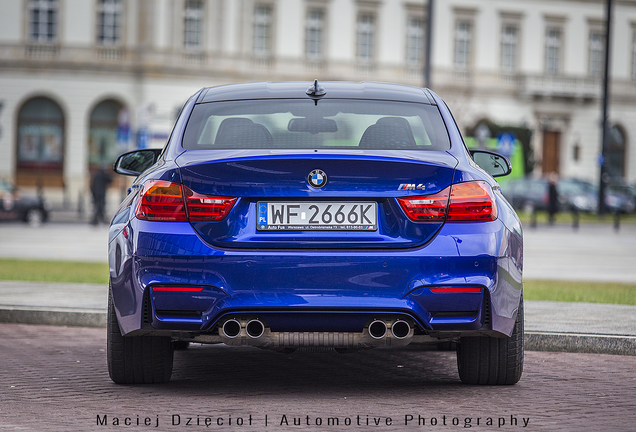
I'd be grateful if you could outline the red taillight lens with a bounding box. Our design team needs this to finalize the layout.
[447,181,497,222]
[430,287,482,293]
[397,187,450,222]
[184,187,237,222]
[152,286,205,292]
[398,181,497,223]
[136,180,187,221]
[136,180,236,222]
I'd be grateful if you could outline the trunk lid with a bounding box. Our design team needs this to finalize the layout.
[176,150,457,249]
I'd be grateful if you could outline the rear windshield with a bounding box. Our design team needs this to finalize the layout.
[182,99,450,151]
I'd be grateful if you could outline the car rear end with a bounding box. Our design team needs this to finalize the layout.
[108,82,523,385]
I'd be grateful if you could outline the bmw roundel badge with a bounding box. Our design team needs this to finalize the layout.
[308,169,328,188]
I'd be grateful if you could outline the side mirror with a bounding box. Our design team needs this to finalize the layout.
[469,150,512,178]
[113,149,163,176]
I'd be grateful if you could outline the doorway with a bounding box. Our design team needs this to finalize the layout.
[542,130,560,175]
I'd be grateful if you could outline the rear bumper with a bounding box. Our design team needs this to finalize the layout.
[109,218,522,340]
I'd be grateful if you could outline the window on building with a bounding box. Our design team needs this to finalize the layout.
[184,0,204,50]
[357,13,375,62]
[28,0,58,43]
[454,20,472,70]
[501,24,518,73]
[406,16,425,66]
[606,124,626,179]
[253,4,273,57]
[545,28,561,75]
[97,0,123,45]
[16,97,64,186]
[306,9,325,59]
[89,100,126,171]
[589,31,604,78]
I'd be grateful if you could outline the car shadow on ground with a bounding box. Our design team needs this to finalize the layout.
[166,344,462,393]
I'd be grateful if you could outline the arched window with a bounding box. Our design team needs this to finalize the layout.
[606,124,626,180]
[88,99,126,170]
[16,97,64,186]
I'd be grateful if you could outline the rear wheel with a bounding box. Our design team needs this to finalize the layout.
[456,297,524,385]
[107,285,174,384]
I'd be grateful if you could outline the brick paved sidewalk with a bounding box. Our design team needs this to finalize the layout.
[1,324,635,432]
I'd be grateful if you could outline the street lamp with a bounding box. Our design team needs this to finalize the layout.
[598,0,613,215]
[424,0,434,89]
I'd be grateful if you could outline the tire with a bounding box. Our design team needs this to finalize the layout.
[456,297,524,385]
[107,285,174,384]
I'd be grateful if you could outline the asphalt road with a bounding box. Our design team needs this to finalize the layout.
[1,323,635,432]
[0,222,109,263]
[521,222,636,283]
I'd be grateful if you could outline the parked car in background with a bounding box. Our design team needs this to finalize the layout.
[606,183,636,214]
[556,178,598,213]
[107,81,524,386]
[560,179,635,214]
[499,178,552,213]
[0,179,49,225]
[500,176,633,214]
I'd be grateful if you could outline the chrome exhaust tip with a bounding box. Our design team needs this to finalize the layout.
[368,320,388,339]
[391,320,411,339]
[222,319,241,338]
[246,319,265,338]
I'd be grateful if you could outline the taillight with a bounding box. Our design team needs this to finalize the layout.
[184,187,237,222]
[136,180,236,222]
[397,188,449,222]
[397,181,497,223]
[136,180,187,221]
[447,181,497,222]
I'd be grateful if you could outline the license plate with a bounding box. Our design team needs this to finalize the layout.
[257,202,377,231]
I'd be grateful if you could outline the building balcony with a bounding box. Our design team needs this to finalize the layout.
[3,42,636,103]
[519,74,602,100]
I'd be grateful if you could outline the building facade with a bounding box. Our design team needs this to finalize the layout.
[0,0,635,210]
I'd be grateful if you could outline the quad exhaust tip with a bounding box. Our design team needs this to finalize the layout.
[221,318,266,339]
[391,320,411,339]
[368,320,388,339]
[224,317,410,341]
[369,319,412,339]
[222,319,241,338]
[246,319,265,338]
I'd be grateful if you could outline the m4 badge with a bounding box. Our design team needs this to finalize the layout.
[398,183,427,191]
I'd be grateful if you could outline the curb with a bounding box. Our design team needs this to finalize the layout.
[0,306,106,328]
[1,307,635,356]
[525,331,636,356]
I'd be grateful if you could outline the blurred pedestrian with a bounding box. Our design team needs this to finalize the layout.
[90,166,112,225]
[547,172,559,225]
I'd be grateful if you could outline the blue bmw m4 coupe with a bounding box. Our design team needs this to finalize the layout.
[108,81,523,385]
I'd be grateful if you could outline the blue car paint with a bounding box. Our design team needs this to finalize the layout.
[108,83,523,344]
[110,214,520,338]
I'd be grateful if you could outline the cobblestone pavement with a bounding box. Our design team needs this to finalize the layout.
[1,324,635,432]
